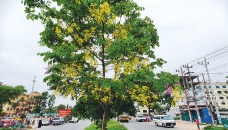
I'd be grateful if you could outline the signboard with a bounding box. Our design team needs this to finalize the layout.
[43,113,58,117]
[34,113,40,117]
[58,108,71,117]
[26,114,35,120]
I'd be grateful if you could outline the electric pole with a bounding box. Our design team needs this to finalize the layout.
[176,67,192,122]
[31,76,36,95]
[201,73,215,124]
[183,64,201,123]
[199,57,221,124]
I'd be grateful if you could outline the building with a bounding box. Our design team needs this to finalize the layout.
[2,91,41,117]
[178,81,228,123]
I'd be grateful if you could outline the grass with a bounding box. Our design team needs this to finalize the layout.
[84,120,127,130]
[204,125,228,130]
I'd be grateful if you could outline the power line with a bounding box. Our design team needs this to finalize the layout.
[186,44,228,65]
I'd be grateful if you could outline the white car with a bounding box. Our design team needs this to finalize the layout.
[154,115,176,128]
[136,114,151,122]
[42,118,50,126]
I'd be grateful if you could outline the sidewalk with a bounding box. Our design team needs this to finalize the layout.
[176,120,207,130]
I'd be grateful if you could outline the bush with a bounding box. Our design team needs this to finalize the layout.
[85,119,127,130]
[0,128,16,130]
[204,125,228,130]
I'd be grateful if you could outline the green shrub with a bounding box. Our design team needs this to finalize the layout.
[204,125,228,130]
[0,128,16,130]
[84,119,127,130]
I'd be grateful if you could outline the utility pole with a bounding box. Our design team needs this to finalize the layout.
[31,76,36,95]
[202,73,215,124]
[176,67,192,122]
[183,64,201,123]
[199,58,221,124]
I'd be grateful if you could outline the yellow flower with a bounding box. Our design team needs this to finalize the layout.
[75,0,81,5]
[55,26,61,34]
[67,27,73,33]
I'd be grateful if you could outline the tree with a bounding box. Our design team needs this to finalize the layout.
[48,95,56,113]
[57,104,66,111]
[23,0,168,129]
[32,91,49,114]
[0,85,27,114]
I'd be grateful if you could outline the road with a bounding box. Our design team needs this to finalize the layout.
[123,119,204,130]
[37,120,91,130]
[35,119,203,130]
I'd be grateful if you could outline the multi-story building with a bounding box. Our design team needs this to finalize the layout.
[2,91,41,117]
[178,81,228,123]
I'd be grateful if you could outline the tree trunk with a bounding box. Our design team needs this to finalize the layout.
[101,104,108,130]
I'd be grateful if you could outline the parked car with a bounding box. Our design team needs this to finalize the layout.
[69,117,77,123]
[154,115,176,128]
[136,114,151,122]
[0,120,4,127]
[52,117,64,125]
[117,115,129,122]
[42,118,50,126]
[3,120,15,128]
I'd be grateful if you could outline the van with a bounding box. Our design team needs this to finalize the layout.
[154,115,176,128]
[153,115,166,122]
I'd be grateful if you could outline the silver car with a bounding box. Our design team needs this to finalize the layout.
[52,117,64,125]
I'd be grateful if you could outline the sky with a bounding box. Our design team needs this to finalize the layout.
[0,0,228,107]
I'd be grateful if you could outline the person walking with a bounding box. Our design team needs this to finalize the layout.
[195,117,200,130]
[38,119,42,128]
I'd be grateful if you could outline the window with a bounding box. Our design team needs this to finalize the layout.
[222,102,226,105]
[209,86,211,88]
[223,86,227,88]
[220,97,224,99]
[204,86,207,89]
[227,97,228,99]
[143,110,147,113]
[218,91,222,94]
[224,91,228,94]
[216,86,220,88]
[196,86,200,89]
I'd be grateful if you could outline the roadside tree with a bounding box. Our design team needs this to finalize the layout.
[24,0,168,129]
[0,85,27,114]
[48,94,56,113]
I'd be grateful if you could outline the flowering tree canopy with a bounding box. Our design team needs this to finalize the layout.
[23,0,180,129]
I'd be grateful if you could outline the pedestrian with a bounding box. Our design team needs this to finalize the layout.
[38,119,42,128]
[146,116,149,122]
[195,117,200,130]
[32,119,35,125]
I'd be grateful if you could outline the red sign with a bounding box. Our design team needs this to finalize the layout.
[58,108,71,117]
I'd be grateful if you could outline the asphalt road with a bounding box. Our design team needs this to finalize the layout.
[36,120,91,130]
[35,119,199,130]
[123,119,200,130]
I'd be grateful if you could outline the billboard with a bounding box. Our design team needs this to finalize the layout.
[58,108,71,117]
